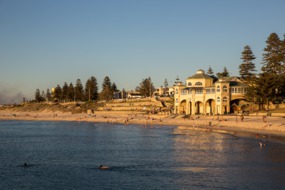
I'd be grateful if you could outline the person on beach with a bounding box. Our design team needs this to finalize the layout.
[262,115,266,123]
[240,115,244,121]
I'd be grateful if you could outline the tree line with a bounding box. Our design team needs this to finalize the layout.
[34,76,118,102]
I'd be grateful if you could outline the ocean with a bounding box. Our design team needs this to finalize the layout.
[0,120,285,189]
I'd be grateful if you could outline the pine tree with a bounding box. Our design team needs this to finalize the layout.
[61,82,69,102]
[85,79,92,101]
[84,77,98,101]
[46,88,51,102]
[100,76,113,100]
[112,82,118,92]
[245,73,277,110]
[35,89,42,102]
[54,85,62,102]
[216,67,229,78]
[164,79,168,88]
[239,45,256,79]
[90,76,98,101]
[163,78,169,96]
[207,66,214,76]
[67,83,74,102]
[75,79,84,101]
[261,33,283,74]
[282,34,285,72]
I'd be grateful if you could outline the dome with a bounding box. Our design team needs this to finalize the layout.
[187,69,212,79]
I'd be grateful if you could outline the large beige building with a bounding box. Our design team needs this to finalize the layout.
[174,69,249,115]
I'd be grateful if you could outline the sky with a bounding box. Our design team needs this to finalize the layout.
[1,0,285,104]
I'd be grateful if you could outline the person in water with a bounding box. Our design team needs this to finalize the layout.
[99,165,109,170]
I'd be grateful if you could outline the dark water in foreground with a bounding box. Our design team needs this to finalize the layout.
[1,121,285,190]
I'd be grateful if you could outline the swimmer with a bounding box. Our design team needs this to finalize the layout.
[259,141,266,147]
[99,165,109,170]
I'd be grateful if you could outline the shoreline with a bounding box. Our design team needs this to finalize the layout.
[1,110,285,143]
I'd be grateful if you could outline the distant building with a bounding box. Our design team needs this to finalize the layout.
[113,90,127,99]
[174,69,249,115]
[127,91,143,99]
[154,86,173,97]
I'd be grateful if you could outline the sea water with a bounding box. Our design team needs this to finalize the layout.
[0,120,285,190]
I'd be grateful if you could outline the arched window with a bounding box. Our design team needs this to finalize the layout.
[223,85,227,92]
[195,82,202,86]
[217,86,220,92]
[217,97,220,102]
[223,97,227,102]
[188,82,192,86]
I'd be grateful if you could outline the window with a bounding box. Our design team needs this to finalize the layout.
[195,82,202,86]
[195,89,203,94]
[176,89,178,94]
[217,86,220,92]
[188,82,192,86]
[217,97,220,102]
[223,85,227,92]
[181,90,188,95]
[175,98,178,103]
[206,88,215,94]
[223,97,227,102]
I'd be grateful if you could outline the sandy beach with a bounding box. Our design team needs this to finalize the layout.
[1,110,285,139]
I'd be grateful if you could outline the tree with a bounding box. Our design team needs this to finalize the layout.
[216,67,229,78]
[46,88,51,102]
[85,76,99,101]
[112,82,118,92]
[281,34,285,66]
[90,76,99,101]
[261,33,283,75]
[67,83,75,102]
[207,66,214,76]
[164,79,168,88]
[261,33,285,99]
[163,78,169,96]
[61,82,69,102]
[279,34,285,96]
[35,89,44,102]
[100,76,113,100]
[53,85,62,102]
[245,73,278,110]
[75,79,84,101]
[239,45,256,80]
[137,77,155,97]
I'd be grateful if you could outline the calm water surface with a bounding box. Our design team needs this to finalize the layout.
[0,120,285,189]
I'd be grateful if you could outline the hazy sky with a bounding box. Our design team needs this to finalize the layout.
[1,0,285,103]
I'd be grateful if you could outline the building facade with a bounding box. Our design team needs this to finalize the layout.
[174,69,249,115]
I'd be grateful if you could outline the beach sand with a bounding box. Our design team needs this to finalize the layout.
[1,110,285,139]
